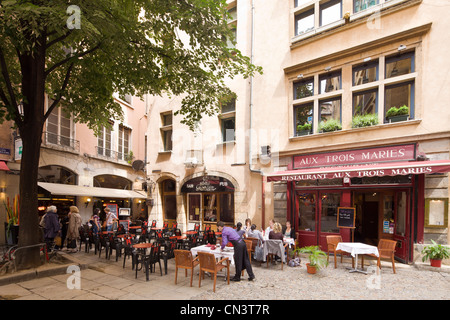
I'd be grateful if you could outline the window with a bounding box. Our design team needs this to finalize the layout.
[320,0,342,27]
[353,89,378,116]
[98,125,112,157]
[46,103,72,148]
[293,78,314,100]
[294,103,313,136]
[295,8,314,36]
[160,112,173,151]
[220,98,236,142]
[295,0,311,7]
[354,0,379,13]
[320,97,342,123]
[226,6,237,49]
[353,61,378,85]
[384,81,414,121]
[161,179,177,221]
[319,71,341,93]
[220,193,234,223]
[118,125,131,161]
[385,52,414,78]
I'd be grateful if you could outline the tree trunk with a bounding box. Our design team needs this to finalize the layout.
[15,34,47,269]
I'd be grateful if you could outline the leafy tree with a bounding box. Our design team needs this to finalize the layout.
[0,0,261,268]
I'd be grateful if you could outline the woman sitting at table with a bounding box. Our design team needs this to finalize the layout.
[282,221,295,239]
[247,224,264,244]
[269,222,284,241]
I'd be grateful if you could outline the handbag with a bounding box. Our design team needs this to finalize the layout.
[54,235,62,247]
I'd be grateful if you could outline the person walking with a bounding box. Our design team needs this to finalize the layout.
[105,207,118,232]
[217,221,255,282]
[67,206,82,253]
[44,206,61,250]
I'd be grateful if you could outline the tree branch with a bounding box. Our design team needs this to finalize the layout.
[44,63,74,121]
[44,42,101,77]
[0,45,23,128]
[46,30,73,49]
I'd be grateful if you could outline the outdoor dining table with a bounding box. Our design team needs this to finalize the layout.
[336,242,379,274]
[191,244,234,265]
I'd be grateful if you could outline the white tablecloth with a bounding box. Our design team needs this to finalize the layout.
[336,242,379,257]
[191,245,235,265]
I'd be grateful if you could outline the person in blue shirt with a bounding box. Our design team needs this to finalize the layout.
[218,221,255,282]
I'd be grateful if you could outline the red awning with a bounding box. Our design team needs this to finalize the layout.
[266,159,450,182]
[0,161,9,171]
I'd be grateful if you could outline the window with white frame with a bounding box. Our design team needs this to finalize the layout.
[160,112,173,152]
[118,125,131,161]
[98,124,113,157]
[294,0,342,37]
[220,98,236,142]
[46,103,73,148]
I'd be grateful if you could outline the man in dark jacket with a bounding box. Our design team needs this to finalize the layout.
[44,205,61,248]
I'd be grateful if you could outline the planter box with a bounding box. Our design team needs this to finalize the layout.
[388,115,409,123]
[4,222,19,245]
[296,130,311,136]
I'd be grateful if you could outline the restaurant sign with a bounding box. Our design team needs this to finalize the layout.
[293,144,416,169]
[181,175,235,193]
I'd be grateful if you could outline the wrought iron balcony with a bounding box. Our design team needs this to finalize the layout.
[42,131,80,153]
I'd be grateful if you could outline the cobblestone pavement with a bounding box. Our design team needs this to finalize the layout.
[0,250,449,300]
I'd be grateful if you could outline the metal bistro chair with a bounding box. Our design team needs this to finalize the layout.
[198,251,230,293]
[174,249,199,287]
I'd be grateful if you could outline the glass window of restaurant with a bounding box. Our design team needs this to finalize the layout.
[161,179,177,222]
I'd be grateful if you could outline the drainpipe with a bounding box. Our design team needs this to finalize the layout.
[248,0,265,228]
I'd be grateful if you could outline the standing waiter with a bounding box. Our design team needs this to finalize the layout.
[217,221,255,282]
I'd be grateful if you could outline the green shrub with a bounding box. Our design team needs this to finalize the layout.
[386,105,409,118]
[319,118,342,132]
[352,113,379,128]
[296,123,312,132]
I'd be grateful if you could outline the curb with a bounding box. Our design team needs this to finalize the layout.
[0,252,88,286]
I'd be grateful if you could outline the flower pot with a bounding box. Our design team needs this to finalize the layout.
[306,263,317,274]
[430,259,442,268]
[4,222,19,245]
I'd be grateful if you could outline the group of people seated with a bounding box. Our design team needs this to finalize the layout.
[235,218,295,244]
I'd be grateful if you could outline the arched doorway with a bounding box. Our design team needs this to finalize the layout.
[181,175,235,228]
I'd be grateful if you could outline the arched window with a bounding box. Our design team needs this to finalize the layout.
[38,165,77,185]
[93,174,132,190]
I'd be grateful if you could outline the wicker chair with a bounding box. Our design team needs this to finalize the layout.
[362,239,397,273]
[174,250,199,287]
[198,251,230,293]
[326,235,354,269]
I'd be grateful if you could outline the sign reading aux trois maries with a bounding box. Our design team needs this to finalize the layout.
[293,144,416,169]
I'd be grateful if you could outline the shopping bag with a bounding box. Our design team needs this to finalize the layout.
[255,245,264,261]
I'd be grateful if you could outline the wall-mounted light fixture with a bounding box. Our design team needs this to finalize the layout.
[324,66,332,72]
[0,187,6,193]
[297,74,303,79]
[85,198,91,208]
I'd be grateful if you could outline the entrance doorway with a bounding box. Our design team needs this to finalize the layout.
[353,190,410,262]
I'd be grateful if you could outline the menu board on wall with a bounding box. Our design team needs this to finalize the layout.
[337,207,356,229]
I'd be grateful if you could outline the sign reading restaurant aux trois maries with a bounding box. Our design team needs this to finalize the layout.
[278,144,423,181]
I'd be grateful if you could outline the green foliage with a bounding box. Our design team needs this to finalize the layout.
[352,113,379,128]
[294,246,328,270]
[296,122,312,132]
[319,118,342,132]
[0,0,262,132]
[421,240,450,262]
[386,105,409,118]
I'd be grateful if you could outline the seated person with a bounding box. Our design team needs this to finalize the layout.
[269,222,284,241]
[282,221,295,239]
[247,224,264,243]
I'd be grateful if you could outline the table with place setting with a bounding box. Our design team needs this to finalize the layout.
[191,244,235,265]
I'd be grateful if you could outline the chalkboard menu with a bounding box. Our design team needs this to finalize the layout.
[337,207,356,229]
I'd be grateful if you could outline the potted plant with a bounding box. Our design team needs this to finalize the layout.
[318,118,342,133]
[386,105,409,123]
[296,123,312,136]
[294,245,328,274]
[421,240,450,268]
[352,113,379,128]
